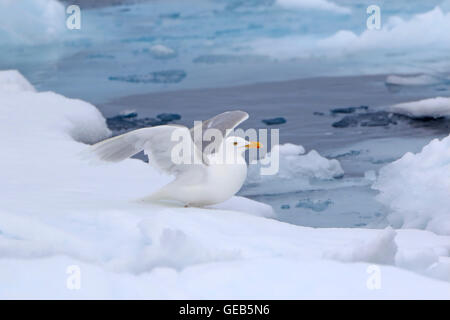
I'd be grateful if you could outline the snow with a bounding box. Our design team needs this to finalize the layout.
[323,227,398,265]
[389,97,450,118]
[373,135,450,236]
[0,70,449,299]
[0,70,36,93]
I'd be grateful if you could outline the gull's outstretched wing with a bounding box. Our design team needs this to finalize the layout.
[86,125,205,176]
[190,110,249,162]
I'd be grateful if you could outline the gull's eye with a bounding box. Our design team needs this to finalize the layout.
[233,141,238,146]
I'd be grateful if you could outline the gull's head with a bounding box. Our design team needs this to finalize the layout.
[225,136,262,155]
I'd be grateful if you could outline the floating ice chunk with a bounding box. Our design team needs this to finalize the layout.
[243,143,344,195]
[385,74,444,86]
[269,146,343,181]
[0,70,36,93]
[390,97,450,118]
[373,134,450,235]
[149,44,177,59]
[273,143,305,155]
[276,0,351,14]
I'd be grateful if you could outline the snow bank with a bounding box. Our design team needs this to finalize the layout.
[0,70,36,93]
[0,69,109,145]
[389,97,450,118]
[323,227,398,265]
[0,0,65,45]
[243,143,344,196]
[213,197,275,218]
[276,0,350,14]
[373,135,450,236]
[0,70,449,298]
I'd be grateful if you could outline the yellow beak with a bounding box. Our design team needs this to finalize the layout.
[245,141,262,149]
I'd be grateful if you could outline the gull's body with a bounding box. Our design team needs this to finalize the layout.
[88,111,259,207]
[147,149,248,206]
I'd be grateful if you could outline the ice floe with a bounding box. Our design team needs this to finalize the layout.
[390,97,450,118]
[244,143,344,196]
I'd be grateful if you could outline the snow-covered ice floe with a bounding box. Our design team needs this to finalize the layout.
[373,134,450,237]
[0,70,449,299]
[389,97,450,118]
